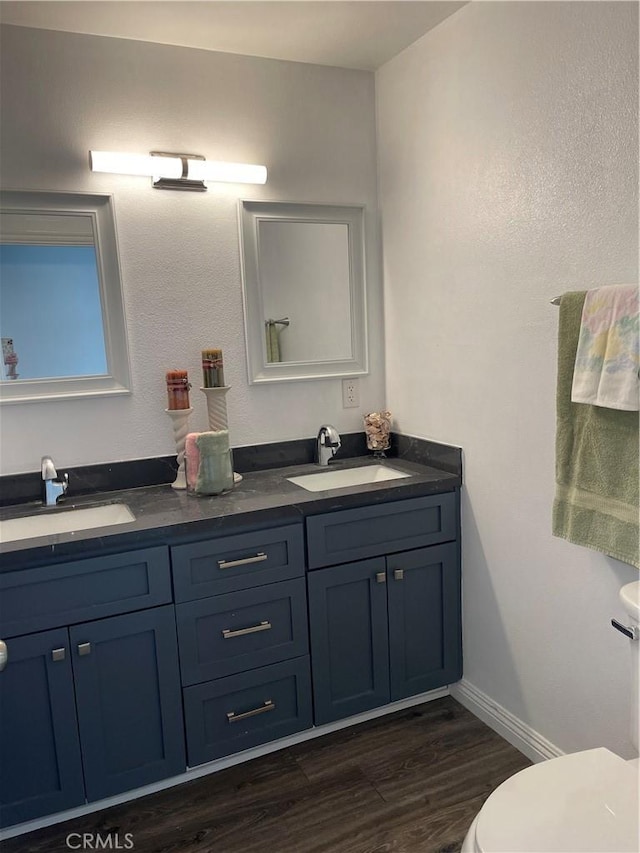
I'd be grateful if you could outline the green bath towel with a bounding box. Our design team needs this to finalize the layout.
[553,292,639,568]
[265,322,281,363]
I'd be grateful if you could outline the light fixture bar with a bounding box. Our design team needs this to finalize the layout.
[89,150,268,189]
[150,151,206,192]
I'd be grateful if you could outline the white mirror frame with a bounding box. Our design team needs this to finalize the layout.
[239,200,368,383]
[0,190,131,404]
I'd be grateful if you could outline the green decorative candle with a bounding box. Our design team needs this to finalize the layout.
[202,348,225,388]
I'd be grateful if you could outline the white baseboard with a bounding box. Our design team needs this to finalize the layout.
[450,678,563,764]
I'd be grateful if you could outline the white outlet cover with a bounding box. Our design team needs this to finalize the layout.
[342,378,359,408]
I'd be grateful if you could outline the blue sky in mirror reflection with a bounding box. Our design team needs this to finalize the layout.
[0,244,107,380]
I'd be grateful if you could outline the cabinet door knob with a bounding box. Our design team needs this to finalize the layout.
[77,642,92,656]
[393,569,404,581]
[0,640,7,672]
[51,647,66,662]
[375,571,386,584]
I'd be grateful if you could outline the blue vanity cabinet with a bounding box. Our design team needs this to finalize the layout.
[306,493,462,725]
[172,523,313,767]
[69,605,185,802]
[0,628,85,828]
[307,557,391,723]
[386,542,462,700]
[306,492,457,569]
[0,546,173,639]
[0,483,461,827]
[0,547,185,827]
[183,657,312,765]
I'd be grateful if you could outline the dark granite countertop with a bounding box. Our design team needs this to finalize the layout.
[0,455,460,572]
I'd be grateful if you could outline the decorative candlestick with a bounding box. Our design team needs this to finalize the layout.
[200,386,243,483]
[201,385,231,430]
[166,407,193,489]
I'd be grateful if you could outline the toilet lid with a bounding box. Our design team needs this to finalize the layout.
[475,748,639,852]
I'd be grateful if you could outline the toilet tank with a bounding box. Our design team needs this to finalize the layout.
[619,581,639,753]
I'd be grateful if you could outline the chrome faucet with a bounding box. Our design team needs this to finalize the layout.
[316,424,341,466]
[41,456,69,507]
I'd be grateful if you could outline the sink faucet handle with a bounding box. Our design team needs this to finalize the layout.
[41,461,69,507]
[41,456,58,480]
[318,424,341,447]
[317,424,341,466]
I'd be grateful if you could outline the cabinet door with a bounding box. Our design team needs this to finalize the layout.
[307,557,389,725]
[70,606,185,801]
[387,542,462,701]
[0,628,85,828]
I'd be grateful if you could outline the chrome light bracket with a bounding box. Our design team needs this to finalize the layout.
[151,151,207,191]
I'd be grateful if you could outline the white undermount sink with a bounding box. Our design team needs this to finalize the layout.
[287,464,411,492]
[0,503,136,544]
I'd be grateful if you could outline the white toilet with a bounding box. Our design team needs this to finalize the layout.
[461,580,640,853]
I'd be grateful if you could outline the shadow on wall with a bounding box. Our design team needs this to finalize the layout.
[458,486,639,760]
[458,489,527,714]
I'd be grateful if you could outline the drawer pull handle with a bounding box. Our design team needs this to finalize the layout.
[51,648,66,662]
[222,621,272,640]
[227,699,275,723]
[394,569,404,581]
[77,642,91,656]
[0,640,7,672]
[376,572,386,584]
[218,552,267,570]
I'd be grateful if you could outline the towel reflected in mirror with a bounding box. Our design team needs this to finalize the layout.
[265,317,289,363]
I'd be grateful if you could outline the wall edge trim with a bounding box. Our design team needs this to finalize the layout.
[450,678,564,764]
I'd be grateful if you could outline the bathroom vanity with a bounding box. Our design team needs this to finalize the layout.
[0,453,461,830]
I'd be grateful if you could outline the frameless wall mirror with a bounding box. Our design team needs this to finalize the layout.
[239,200,368,383]
[0,190,131,404]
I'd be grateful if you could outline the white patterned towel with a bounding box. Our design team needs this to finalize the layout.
[571,284,639,411]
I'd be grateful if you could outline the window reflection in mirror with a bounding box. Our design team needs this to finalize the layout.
[0,243,107,380]
[0,191,131,403]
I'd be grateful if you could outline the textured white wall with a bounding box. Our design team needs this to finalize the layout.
[377,1,639,757]
[0,25,383,475]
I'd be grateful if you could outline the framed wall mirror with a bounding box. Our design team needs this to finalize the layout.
[0,190,131,404]
[239,200,368,383]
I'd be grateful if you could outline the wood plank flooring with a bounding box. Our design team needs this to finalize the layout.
[4,697,531,853]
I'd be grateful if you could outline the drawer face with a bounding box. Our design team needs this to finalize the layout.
[0,547,172,637]
[176,578,309,685]
[306,492,457,569]
[171,524,305,602]
[183,657,312,765]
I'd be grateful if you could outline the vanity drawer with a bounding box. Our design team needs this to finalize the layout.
[306,492,457,569]
[0,547,172,638]
[171,524,305,602]
[176,578,308,686]
[183,657,312,765]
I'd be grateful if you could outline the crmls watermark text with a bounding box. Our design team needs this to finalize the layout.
[66,832,134,850]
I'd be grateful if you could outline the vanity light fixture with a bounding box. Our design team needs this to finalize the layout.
[89,151,267,191]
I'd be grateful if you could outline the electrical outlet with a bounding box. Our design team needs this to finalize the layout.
[342,378,360,408]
